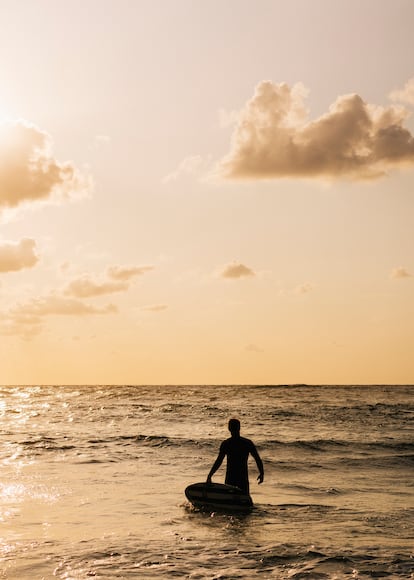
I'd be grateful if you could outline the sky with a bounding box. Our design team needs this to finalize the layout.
[0,0,413,385]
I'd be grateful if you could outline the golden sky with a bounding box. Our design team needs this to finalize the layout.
[1,0,413,384]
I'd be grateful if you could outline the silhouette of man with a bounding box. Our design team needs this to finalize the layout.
[207,418,264,494]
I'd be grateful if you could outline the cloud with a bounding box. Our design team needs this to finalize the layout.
[63,265,154,297]
[218,108,240,128]
[294,282,315,294]
[219,81,414,181]
[219,262,255,279]
[141,304,168,312]
[2,263,154,339]
[0,318,42,340]
[11,295,117,319]
[64,275,128,298]
[94,135,111,145]
[89,135,111,152]
[0,119,91,210]
[1,294,117,339]
[390,266,411,279]
[163,155,212,183]
[107,265,154,281]
[389,78,414,106]
[0,238,39,273]
[245,343,264,353]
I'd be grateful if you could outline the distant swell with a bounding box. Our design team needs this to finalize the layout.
[11,434,414,462]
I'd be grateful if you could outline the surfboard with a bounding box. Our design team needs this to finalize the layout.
[185,482,253,511]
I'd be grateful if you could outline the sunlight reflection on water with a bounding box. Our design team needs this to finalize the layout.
[0,385,412,579]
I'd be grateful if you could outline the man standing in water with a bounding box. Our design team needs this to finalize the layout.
[207,418,264,494]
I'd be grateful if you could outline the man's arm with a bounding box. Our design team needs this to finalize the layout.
[250,443,264,484]
[206,446,226,483]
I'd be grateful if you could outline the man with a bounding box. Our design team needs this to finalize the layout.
[207,418,264,494]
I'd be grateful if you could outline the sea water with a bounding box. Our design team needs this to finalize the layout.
[0,385,412,579]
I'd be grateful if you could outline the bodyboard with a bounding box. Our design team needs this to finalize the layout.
[185,482,253,511]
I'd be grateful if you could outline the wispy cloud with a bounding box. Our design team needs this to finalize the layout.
[64,275,128,298]
[1,262,155,339]
[294,282,315,295]
[11,295,117,318]
[0,238,39,273]
[245,343,264,353]
[218,108,240,128]
[140,304,168,312]
[219,81,414,181]
[94,135,111,145]
[64,264,154,298]
[1,294,117,339]
[389,78,414,106]
[0,120,91,211]
[390,266,411,279]
[0,318,42,340]
[219,262,255,279]
[163,155,212,183]
[107,265,154,281]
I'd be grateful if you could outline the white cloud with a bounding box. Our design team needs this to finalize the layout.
[0,119,91,211]
[163,155,212,183]
[389,78,414,106]
[219,81,414,181]
[0,238,39,273]
[94,135,111,145]
[218,108,240,128]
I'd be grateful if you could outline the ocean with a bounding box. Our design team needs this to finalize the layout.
[0,385,412,579]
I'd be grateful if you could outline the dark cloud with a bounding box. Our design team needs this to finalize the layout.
[220,262,255,279]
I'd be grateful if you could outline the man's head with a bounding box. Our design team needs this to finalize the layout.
[228,418,241,436]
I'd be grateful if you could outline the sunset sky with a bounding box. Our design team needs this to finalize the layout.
[1,0,413,384]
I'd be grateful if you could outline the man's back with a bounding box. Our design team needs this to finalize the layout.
[207,419,264,494]
[221,436,256,493]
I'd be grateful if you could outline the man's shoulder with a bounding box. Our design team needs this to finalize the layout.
[224,436,255,448]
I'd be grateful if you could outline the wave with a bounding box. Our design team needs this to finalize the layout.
[259,437,414,453]
[85,434,414,453]
[17,437,76,452]
[8,433,414,465]
[51,540,414,579]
